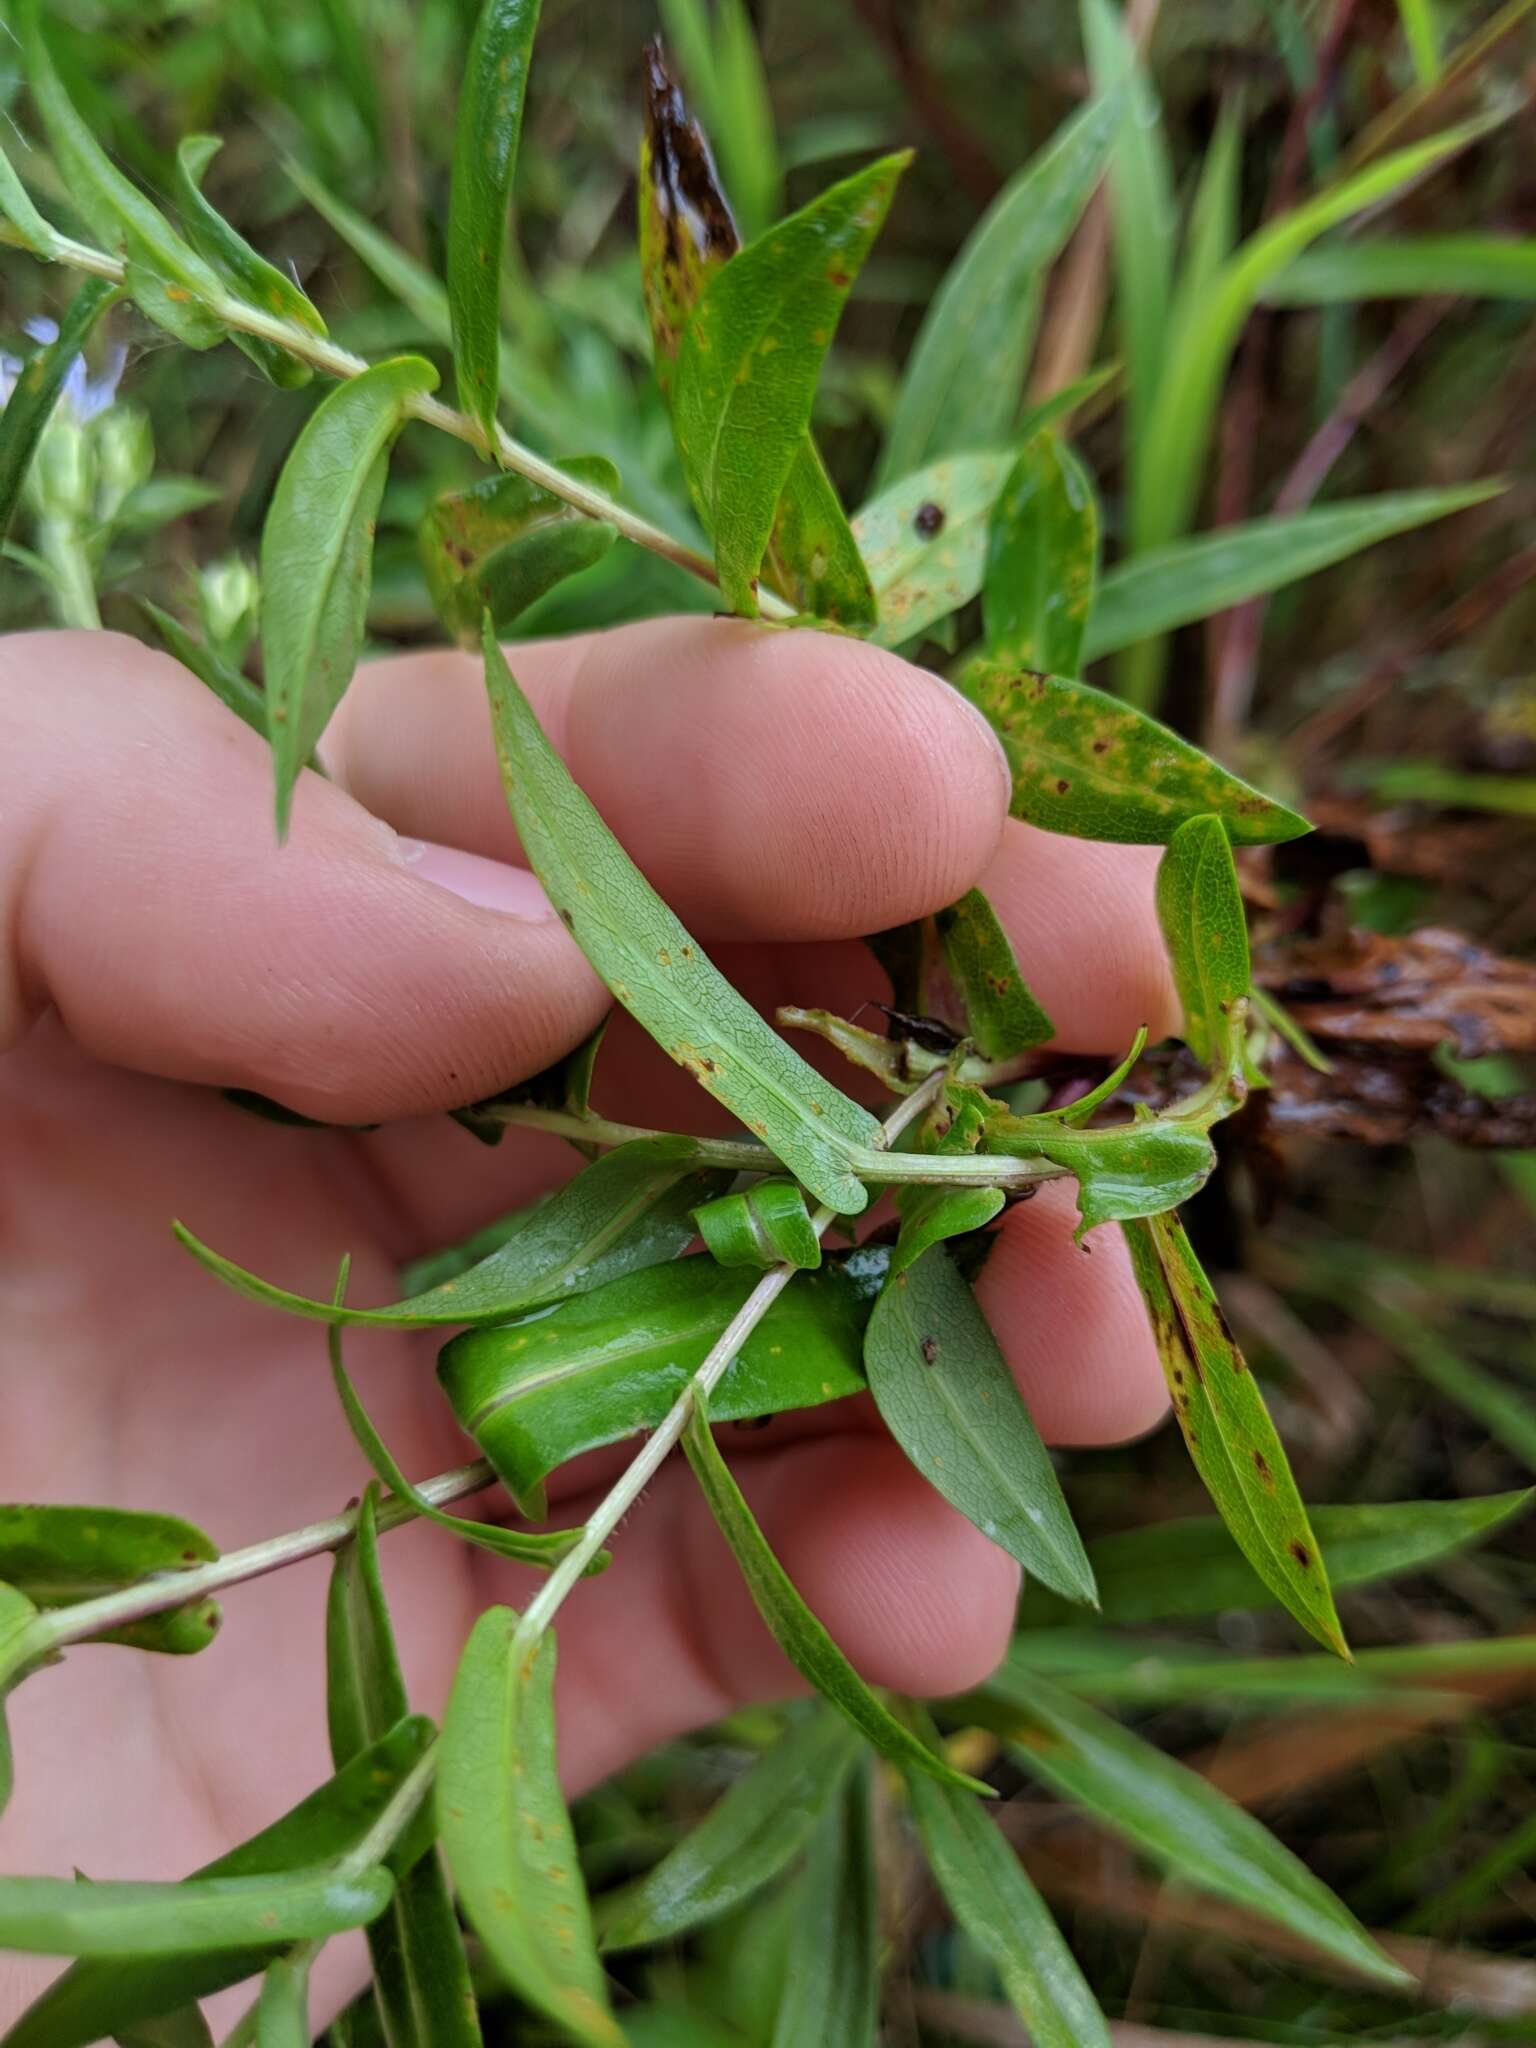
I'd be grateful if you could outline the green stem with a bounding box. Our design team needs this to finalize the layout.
[36,516,100,629]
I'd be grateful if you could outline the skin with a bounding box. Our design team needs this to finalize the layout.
[0,616,1176,2023]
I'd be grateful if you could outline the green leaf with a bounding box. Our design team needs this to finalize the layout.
[888,1184,1006,1279]
[1122,1210,1346,1656]
[1,1719,434,2048]
[1023,1488,1534,1628]
[255,1951,314,2048]
[864,1248,1095,1605]
[439,1253,876,1517]
[174,135,326,389]
[595,1706,861,1951]
[982,433,1099,676]
[768,1767,878,2048]
[977,1096,1217,1237]
[855,448,1014,649]
[672,152,907,614]
[1156,815,1251,1067]
[262,355,438,836]
[1083,483,1503,660]
[132,597,270,747]
[957,661,1308,846]
[934,888,1054,1059]
[438,1610,622,2048]
[986,1661,1408,1988]
[693,1178,822,1272]
[0,1503,220,1656]
[0,1867,391,1958]
[176,1136,726,1328]
[682,1399,988,1793]
[874,92,1118,489]
[420,460,619,644]
[113,2008,214,2048]
[482,629,881,1211]
[326,1494,483,2048]
[0,135,61,257]
[17,0,224,349]
[0,277,119,542]
[447,0,543,442]
[0,1584,42,1823]
[1266,234,1536,303]
[907,1755,1109,2048]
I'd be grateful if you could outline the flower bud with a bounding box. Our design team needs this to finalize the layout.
[29,412,96,522]
[198,552,261,665]
[92,402,154,523]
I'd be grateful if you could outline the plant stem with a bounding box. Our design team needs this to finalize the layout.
[36,516,100,629]
[512,1073,949,1654]
[5,224,796,618]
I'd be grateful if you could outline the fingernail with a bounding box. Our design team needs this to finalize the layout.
[395,837,559,920]
[925,669,1015,806]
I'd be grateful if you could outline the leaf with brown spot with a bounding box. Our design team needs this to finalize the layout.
[1122,1210,1348,1657]
[982,431,1099,676]
[934,888,1054,1058]
[1156,814,1252,1070]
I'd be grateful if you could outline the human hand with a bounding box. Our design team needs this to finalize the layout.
[0,617,1175,2022]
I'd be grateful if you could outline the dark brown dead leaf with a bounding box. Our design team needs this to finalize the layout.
[1256,923,1536,1060]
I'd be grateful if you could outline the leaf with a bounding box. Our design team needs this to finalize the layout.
[1122,1210,1346,1656]
[113,2007,214,2048]
[1,1718,435,2048]
[907,1758,1109,2048]
[1022,1488,1534,1628]
[888,1185,1006,1278]
[977,1098,1217,1236]
[1156,815,1251,1067]
[864,1248,1096,1604]
[420,460,619,644]
[255,1951,314,2048]
[595,1706,862,1951]
[672,152,907,614]
[1083,483,1503,660]
[982,432,1099,676]
[768,1767,878,2048]
[873,92,1119,489]
[693,1178,822,1272]
[17,0,224,349]
[0,1867,392,1958]
[986,1662,1408,1988]
[934,888,1054,1059]
[132,597,270,745]
[0,276,119,542]
[176,1136,726,1328]
[855,448,1014,649]
[956,660,1308,846]
[682,1399,988,1793]
[326,1493,483,2048]
[174,135,326,389]
[447,0,543,442]
[0,1584,42,1823]
[1266,235,1536,303]
[0,135,61,257]
[482,629,882,1210]
[262,355,438,836]
[439,1253,876,1517]
[0,1503,221,1656]
[438,1610,623,2048]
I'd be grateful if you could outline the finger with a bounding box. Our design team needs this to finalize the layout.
[979,822,1181,1053]
[976,1181,1169,1445]
[0,631,608,1123]
[325,616,1013,943]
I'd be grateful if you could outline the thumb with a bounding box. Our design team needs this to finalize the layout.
[0,630,606,1122]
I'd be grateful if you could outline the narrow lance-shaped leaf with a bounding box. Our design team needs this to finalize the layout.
[1123,1210,1347,1656]
[693,1179,822,1272]
[0,135,61,257]
[682,1399,989,1793]
[420,460,619,645]
[856,448,1014,650]
[447,0,543,443]
[976,1091,1217,1236]
[1267,235,1536,303]
[865,1248,1096,1604]
[438,1610,623,2048]
[482,629,881,1211]
[982,432,1099,677]
[957,661,1308,847]
[175,1136,728,1328]
[261,355,438,836]
[17,0,224,349]
[0,1503,220,1656]
[673,151,907,615]
[0,1718,435,2048]
[133,597,271,745]
[0,1584,42,1824]
[173,135,327,391]
[934,888,1054,1058]
[1156,814,1251,1067]
[326,1492,483,2048]
[983,1660,1407,1988]
[874,90,1119,489]
[254,1950,314,2048]
[0,276,119,541]
[768,1767,879,2048]
[440,1252,877,1517]
[595,1706,862,1952]
[0,1869,392,1959]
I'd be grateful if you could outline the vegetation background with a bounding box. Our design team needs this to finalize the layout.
[6,0,1536,2041]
